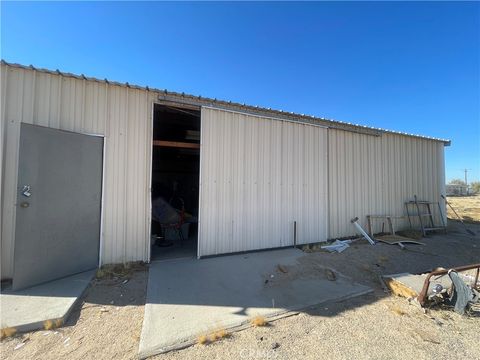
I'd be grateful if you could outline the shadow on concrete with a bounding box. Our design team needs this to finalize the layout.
[136,221,480,357]
[0,270,95,332]
[3,221,479,348]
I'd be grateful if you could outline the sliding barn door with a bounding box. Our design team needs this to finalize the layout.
[198,108,328,257]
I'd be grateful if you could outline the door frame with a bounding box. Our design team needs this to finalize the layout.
[149,101,203,263]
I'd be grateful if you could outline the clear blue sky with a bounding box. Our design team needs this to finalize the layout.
[2,2,479,183]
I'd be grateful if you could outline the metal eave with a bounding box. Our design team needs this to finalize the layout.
[1,60,451,144]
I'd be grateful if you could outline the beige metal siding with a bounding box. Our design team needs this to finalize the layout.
[328,129,446,238]
[1,62,448,278]
[1,64,154,278]
[198,107,328,257]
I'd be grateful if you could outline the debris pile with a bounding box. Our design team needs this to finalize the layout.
[383,264,480,315]
[321,240,352,253]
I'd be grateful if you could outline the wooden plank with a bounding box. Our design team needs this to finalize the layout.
[376,235,425,246]
[387,217,394,235]
[367,215,373,237]
[153,140,200,149]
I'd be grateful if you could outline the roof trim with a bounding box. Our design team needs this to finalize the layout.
[157,96,379,136]
[1,60,451,145]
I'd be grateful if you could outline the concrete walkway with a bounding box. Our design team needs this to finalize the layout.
[1,270,95,333]
[139,248,371,358]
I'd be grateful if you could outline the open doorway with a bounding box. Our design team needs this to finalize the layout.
[150,103,201,261]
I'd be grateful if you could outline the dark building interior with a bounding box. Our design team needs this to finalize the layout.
[150,104,201,260]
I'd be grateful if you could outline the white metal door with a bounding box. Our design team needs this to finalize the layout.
[198,108,328,257]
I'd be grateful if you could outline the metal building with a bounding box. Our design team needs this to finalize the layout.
[0,61,449,288]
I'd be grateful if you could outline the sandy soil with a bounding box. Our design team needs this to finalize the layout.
[446,195,480,223]
[1,221,479,360]
[154,221,480,360]
[1,268,147,360]
[156,294,480,360]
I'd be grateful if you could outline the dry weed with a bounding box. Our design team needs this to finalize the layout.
[197,335,208,345]
[209,329,229,342]
[0,327,16,339]
[43,319,63,330]
[251,316,268,327]
[96,262,145,279]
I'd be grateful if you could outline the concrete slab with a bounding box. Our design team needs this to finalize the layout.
[139,248,372,358]
[1,270,95,333]
[383,272,452,298]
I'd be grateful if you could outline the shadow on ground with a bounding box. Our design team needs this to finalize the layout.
[5,221,480,337]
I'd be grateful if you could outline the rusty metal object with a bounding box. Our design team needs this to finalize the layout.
[417,263,480,307]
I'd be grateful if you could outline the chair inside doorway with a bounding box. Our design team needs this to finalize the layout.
[151,103,200,261]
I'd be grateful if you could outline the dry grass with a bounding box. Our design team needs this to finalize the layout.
[197,335,208,345]
[96,262,145,279]
[209,329,229,341]
[250,316,268,327]
[0,327,17,340]
[197,329,229,345]
[43,319,63,330]
[446,195,480,223]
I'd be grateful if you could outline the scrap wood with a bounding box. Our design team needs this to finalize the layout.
[383,274,420,299]
[376,235,425,246]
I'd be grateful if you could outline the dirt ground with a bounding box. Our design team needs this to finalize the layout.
[446,195,480,223]
[1,221,479,360]
[1,268,148,360]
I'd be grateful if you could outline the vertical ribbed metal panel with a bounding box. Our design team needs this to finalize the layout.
[328,129,446,238]
[1,64,154,278]
[1,63,448,277]
[198,107,328,257]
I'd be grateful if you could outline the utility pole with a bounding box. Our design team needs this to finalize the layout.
[462,168,472,186]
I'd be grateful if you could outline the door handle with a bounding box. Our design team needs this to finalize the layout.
[20,201,30,208]
[21,185,32,197]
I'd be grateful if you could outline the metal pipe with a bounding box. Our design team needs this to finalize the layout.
[475,267,479,290]
[351,217,376,245]
[441,194,475,235]
[293,221,297,248]
[417,263,480,306]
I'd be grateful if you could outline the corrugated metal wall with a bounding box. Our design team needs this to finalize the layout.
[1,64,154,278]
[1,63,447,277]
[328,129,446,237]
[199,108,446,255]
[198,107,328,257]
